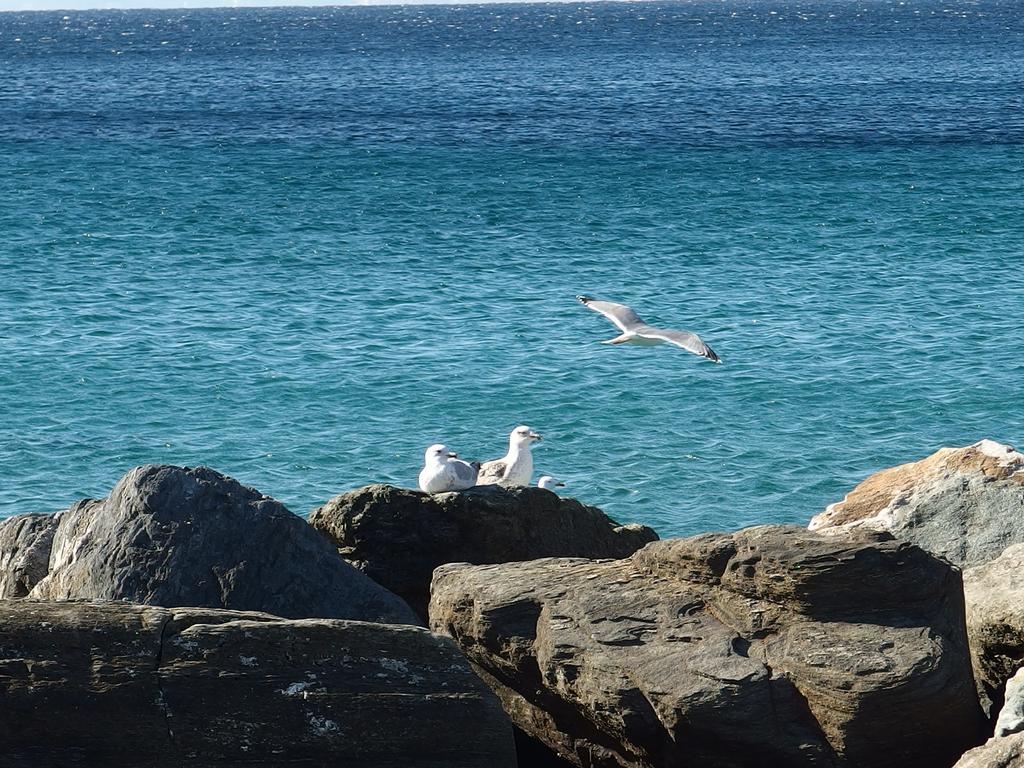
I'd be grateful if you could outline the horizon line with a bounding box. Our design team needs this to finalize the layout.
[4,0,623,13]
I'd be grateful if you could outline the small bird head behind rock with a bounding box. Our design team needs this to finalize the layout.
[537,476,566,491]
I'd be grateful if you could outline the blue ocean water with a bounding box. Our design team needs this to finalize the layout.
[1,1,1022,536]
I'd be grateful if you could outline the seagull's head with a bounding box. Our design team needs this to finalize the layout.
[538,476,566,490]
[511,425,542,447]
[424,443,451,464]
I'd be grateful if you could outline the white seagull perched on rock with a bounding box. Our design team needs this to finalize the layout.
[537,476,566,491]
[576,295,721,363]
[477,425,542,487]
[417,444,480,493]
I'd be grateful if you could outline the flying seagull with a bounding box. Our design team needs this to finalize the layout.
[477,425,542,487]
[418,443,479,493]
[576,295,721,363]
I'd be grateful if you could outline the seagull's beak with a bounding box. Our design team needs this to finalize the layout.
[557,482,566,487]
[447,452,459,458]
[530,432,542,441]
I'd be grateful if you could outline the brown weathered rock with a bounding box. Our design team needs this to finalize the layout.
[310,483,657,618]
[965,544,1024,717]
[28,465,418,625]
[431,525,986,768]
[952,732,1024,768]
[0,599,516,767]
[0,512,58,598]
[809,440,1024,568]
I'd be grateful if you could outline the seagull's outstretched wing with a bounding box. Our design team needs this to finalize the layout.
[576,295,644,332]
[636,326,721,363]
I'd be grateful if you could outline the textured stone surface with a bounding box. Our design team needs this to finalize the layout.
[952,732,1024,768]
[0,599,516,767]
[996,668,1024,738]
[0,512,58,598]
[809,440,1024,568]
[964,543,1024,717]
[310,483,657,618]
[431,525,986,768]
[29,465,418,625]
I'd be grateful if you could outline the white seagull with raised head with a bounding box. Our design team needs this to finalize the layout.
[537,475,566,491]
[477,426,542,487]
[576,295,721,363]
[418,444,480,493]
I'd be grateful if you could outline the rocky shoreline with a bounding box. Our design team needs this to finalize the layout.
[1,440,1022,767]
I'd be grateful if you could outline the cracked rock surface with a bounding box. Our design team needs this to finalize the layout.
[27,465,418,625]
[0,600,515,767]
[430,525,986,768]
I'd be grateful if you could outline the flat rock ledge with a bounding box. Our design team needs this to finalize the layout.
[809,440,1024,568]
[430,524,986,768]
[0,599,516,768]
[23,465,418,625]
[310,483,657,619]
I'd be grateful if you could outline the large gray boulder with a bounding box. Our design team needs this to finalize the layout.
[310,483,657,618]
[431,525,986,768]
[964,543,1024,717]
[809,440,1024,568]
[952,732,1024,768]
[0,599,515,767]
[28,465,418,625]
[0,512,58,598]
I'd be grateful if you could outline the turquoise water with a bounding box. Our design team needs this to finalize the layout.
[1,2,1022,536]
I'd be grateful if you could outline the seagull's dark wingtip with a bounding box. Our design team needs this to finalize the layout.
[576,294,593,304]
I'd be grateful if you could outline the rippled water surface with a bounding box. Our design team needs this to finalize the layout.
[1,1,1022,535]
